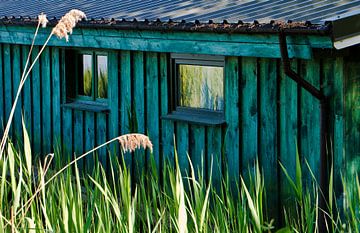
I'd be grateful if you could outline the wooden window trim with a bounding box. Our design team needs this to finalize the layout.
[163,53,226,125]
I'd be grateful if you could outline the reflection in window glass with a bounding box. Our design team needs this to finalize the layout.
[179,64,224,111]
[97,55,108,98]
[79,54,92,96]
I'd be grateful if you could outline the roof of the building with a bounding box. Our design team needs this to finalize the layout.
[0,0,359,24]
[0,0,359,41]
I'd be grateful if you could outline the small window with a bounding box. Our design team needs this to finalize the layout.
[71,51,108,102]
[165,54,225,125]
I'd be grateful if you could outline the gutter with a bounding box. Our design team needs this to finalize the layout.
[279,31,330,232]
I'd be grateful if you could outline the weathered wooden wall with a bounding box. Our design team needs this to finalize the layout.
[0,41,358,222]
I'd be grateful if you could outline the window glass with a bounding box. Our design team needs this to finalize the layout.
[78,54,92,96]
[97,55,108,98]
[179,64,224,111]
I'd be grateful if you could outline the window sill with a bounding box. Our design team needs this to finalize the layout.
[162,110,225,126]
[61,101,110,113]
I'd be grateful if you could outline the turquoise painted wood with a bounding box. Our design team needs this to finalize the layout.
[96,113,107,169]
[0,44,3,134]
[85,112,95,170]
[240,57,258,183]
[0,25,330,59]
[259,58,278,221]
[146,52,160,172]
[108,51,119,158]
[133,51,146,178]
[224,56,240,189]
[120,50,132,170]
[74,110,84,170]
[279,60,298,214]
[31,46,41,156]
[300,59,321,185]
[41,47,51,154]
[160,53,174,169]
[22,45,32,144]
[176,122,189,175]
[51,47,61,148]
[190,125,205,178]
[206,126,222,190]
[3,44,12,134]
[12,45,22,140]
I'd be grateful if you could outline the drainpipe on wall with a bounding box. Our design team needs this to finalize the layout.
[279,31,330,232]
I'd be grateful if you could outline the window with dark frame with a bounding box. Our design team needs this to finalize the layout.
[65,50,108,104]
[166,53,225,125]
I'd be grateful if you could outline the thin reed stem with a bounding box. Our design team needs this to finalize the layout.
[0,32,54,160]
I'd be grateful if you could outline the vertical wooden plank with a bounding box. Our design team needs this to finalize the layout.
[259,58,278,222]
[3,44,12,136]
[344,54,360,177]
[96,113,107,170]
[41,47,51,154]
[189,125,205,178]
[0,44,3,134]
[240,57,257,182]
[224,56,240,189]
[206,126,222,190]
[22,45,32,142]
[62,108,73,161]
[108,51,119,157]
[300,59,321,185]
[51,47,61,148]
[31,46,41,155]
[61,49,72,161]
[279,60,298,212]
[133,51,146,177]
[74,110,84,170]
[85,112,95,171]
[146,52,160,171]
[12,45,22,140]
[176,122,189,175]
[120,51,132,169]
[159,53,174,167]
[323,57,345,198]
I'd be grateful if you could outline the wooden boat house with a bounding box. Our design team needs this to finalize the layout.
[0,0,359,219]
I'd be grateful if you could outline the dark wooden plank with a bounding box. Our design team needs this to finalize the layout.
[120,50,132,169]
[108,51,119,158]
[146,52,160,171]
[96,113,107,170]
[31,46,41,155]
[259,58,278,222]
[12,45,22,140]
[224,56,240,189]
[133,51,146,177]
[279,60,298,214]
[299,59,321,185]
[84,112,95,171]
[3,44,12,136]
[0,44,3,134]
[206,126,222,191]
[344,54,360,177]
[62,108,73,161]
[41,47,51,154]
[21,45,32,142]
[323,57,345,198]
[61,102,110,112]
[51,47,61,148]
[189,125,205,179]
[240,57,257,183]
[74,110,84,170]
[176,122,189,176]
[159,53,175,168]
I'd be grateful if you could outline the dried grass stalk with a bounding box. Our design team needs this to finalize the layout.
[38,13,48,28]
[118,134,153,153]
[52,9,86,41]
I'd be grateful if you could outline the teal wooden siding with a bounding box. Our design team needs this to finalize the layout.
[0,28,357,225]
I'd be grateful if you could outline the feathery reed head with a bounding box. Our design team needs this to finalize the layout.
[38,13,48,28]
[52,9,86,42]
[117,133,153,153]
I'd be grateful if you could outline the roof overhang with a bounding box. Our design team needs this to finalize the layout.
[325,9,360,50]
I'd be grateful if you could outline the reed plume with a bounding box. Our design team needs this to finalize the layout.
[52,9,86,41]
[118,133,153,153]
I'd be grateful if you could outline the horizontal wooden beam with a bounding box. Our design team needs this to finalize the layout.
[0,25,333,59]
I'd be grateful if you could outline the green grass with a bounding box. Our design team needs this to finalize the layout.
[0,122,358,232]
